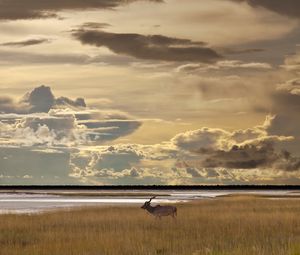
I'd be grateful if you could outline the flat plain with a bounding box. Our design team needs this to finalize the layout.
[0,196,300,255]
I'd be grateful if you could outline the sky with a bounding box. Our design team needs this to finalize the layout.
[0,0,300,185]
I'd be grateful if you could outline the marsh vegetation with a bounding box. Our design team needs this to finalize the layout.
[0,196,300,255]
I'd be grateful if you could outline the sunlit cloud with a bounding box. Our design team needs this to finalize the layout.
[0,0,300,184]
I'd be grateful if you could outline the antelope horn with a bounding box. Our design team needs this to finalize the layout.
[149,196,156,202]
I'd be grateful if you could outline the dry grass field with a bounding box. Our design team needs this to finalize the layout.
[0,196,300,255]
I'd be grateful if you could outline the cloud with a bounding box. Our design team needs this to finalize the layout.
[67,115,300,185]
[79,22,111,30]
[172,127,232,152]
[0,0,163,20]
[0,146,75,184]
[172,117,300,171]
[281,51,300,73]
[173,61,273,107]
[0,38,52,47]
[0,114,78,147]
[0,50,91,66]
[171,118,277,153]
[222,48,265,55]
[78,119,141,142]
[2,113,141,146]
[2,118,299,185]
[56,97,86,108]
[1,82,300,184]
[232,0,300,18]
[71,146,142,177]
[72,29,222,63]
[0,97,29,114]
[261,78,300,154]
[0,86,142,146]
[0,85,86,114]
[276,78,300,96]
[185,166,203,178]
[22,85,56,113]
[169,68,276,117]
[0,49,138,66]
[1,110,294,185]
[199,141,300,171]
[176,60,272,73]
[69,142,181,184]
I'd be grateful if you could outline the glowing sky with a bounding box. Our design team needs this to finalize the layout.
[0,0,300,185]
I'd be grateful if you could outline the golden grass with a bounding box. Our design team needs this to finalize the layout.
[1,197,300,255]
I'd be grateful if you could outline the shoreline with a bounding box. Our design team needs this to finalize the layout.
[1,191,300,215]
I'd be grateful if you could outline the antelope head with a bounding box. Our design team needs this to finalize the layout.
[141,196,156,209]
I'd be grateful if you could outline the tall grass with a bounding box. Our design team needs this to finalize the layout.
[0,197,300,255]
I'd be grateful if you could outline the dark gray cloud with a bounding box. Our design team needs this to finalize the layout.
[21,116,76,133]
[0,0,162,20]
[172,123,300,171]
[79,119,142,142]
[198,142,300,171]
[129,167,139,177]
[56,97,86,108]
[22,85,55,113]
[232,0,300,18]
[72,29,222,63]
[0,85,86,114]
[265,79,300,154]
[80,22,111,30]
[222,48,265,55]
[0,38,51,47]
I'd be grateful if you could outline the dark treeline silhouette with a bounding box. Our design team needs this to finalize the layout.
[0,185,299,191]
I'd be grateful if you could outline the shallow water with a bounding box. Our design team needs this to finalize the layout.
[0,189,297,214]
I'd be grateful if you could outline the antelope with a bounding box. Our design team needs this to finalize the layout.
[141,196,177,219]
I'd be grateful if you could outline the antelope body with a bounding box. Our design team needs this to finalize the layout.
[141,196,177,219]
